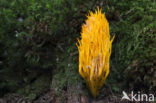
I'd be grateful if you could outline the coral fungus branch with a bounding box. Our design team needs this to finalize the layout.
[77,7,115,97]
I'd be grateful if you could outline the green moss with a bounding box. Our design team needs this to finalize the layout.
[17,73,51,100]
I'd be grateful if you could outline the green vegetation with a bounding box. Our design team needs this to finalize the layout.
[0,0,155,101]
[107,0,156,92]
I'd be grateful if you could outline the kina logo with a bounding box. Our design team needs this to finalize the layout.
[121,91,155,102]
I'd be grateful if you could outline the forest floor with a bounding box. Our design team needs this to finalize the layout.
[0,40,154,103]
[1,86,153,103]
[0,88,135,103]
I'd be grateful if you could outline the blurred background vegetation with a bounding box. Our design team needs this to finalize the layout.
[0,0,155,102]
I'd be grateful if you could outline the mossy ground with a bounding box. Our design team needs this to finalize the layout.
[0,0,155,102]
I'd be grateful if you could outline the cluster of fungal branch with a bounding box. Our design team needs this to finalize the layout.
[77,8,115,97]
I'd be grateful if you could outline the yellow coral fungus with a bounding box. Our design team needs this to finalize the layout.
[76,8,115,97]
